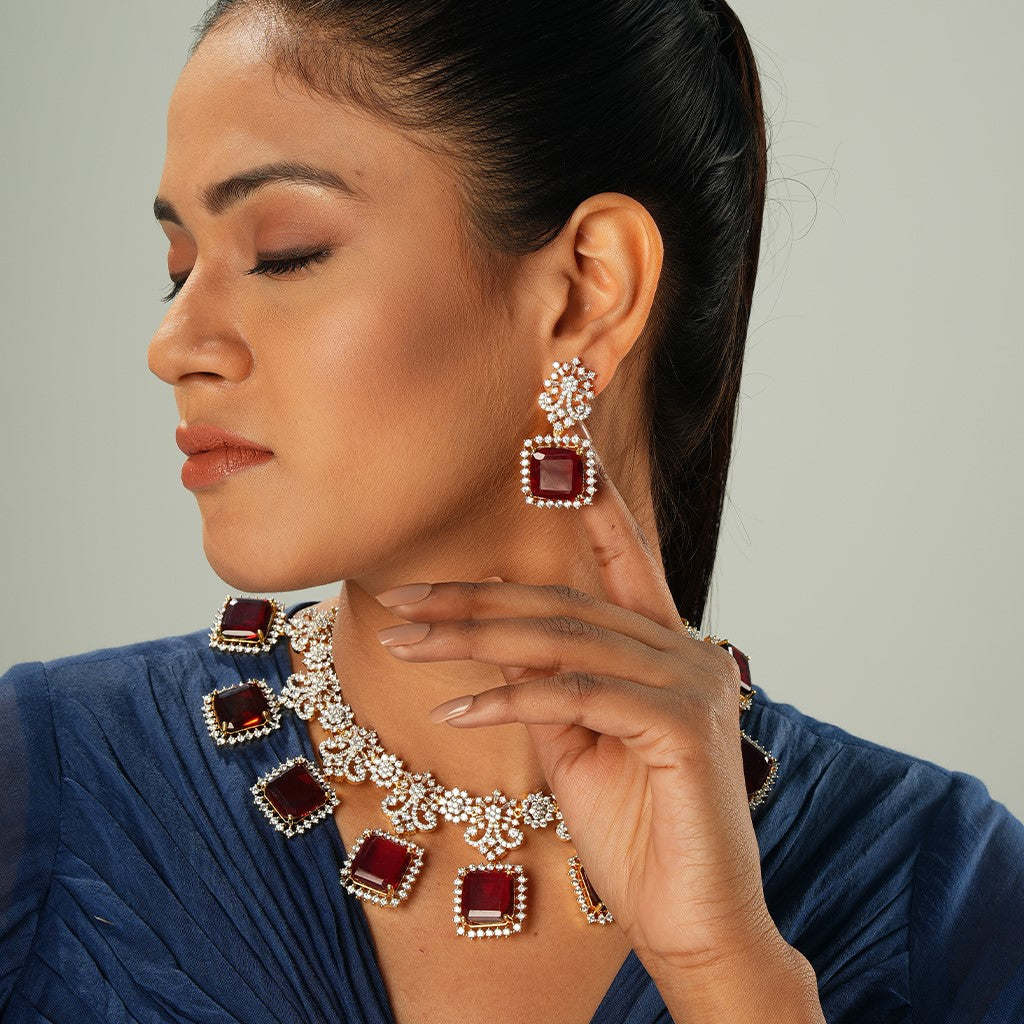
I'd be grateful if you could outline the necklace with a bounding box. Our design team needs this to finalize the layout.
[202,594,780,939]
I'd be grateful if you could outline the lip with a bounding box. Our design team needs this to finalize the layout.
[176,423,273,491]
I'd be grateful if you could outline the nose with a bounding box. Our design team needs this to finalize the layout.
[147,282,254,387]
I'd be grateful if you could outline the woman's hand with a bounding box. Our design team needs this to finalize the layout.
[371,447,819,1015]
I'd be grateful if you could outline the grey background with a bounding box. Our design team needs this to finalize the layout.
[1,3,1020,820]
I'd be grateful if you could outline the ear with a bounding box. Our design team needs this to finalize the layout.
[516,192,664,397]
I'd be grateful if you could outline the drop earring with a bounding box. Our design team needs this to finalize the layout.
[519,356,598,508]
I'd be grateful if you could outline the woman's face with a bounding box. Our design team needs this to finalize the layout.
[149,14,539,593]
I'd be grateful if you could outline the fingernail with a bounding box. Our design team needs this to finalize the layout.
[374,583,433,607]
[481,575,503,582]
[378,622,432,646]
[429,695,475,723]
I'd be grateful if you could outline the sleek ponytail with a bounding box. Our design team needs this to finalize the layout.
[191,0,769,628]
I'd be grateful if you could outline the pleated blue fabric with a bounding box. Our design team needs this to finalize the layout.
[1,602,1022,1023]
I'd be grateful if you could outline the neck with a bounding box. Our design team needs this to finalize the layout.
[302,461,661,798]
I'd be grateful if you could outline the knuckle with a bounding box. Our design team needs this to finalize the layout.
[559,670,602,703]
[454,615,486,656]
[707,642,742,693]
[684,686,739,750]
[543,615,601,643]
[461,580,490,617]
[676,688,726,738]
[497,684,518,715]
[539,582,599,610]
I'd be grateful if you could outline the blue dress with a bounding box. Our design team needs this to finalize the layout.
[2,601,1022,1023]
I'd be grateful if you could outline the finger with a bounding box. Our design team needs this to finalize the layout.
[380,613,681,689]
[576,422,685,634]
[468,578,600,781]
[479,577,532,685]
[432,672,703,768]
[374,577,682,655]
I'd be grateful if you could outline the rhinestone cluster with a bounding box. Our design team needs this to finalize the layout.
[538,357,596,434]
[279,604,575,860]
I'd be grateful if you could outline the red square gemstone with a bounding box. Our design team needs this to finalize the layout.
[212,682,270,736]
[580,866,605,911]
[263,763,328,821]
[741,735,772,797]
[350,835,412,895]
[219,598,275,643]
[724,642,753,696]
[529,447,584,500]
[461,869,515,926]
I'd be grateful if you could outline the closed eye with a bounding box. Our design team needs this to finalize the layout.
[160,247,332,303]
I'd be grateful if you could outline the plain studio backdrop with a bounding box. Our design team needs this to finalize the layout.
[1,3,1020,821]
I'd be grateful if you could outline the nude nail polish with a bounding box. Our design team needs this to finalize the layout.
[374,583,433,607]
[378,622,431,646]
[429,695,475,723]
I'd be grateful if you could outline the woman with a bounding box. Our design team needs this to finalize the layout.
[2,1,1021,1022]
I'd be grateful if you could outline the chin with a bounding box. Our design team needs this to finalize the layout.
[200,521,335,596]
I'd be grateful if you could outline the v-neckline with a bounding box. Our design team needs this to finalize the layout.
[264,604,658,1024]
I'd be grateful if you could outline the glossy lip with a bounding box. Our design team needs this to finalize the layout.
[175,423,272,457]
[176,423,274,491]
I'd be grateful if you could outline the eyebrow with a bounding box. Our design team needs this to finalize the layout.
[153,160,365,225]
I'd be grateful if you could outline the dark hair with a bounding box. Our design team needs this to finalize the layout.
[190,0,768,630]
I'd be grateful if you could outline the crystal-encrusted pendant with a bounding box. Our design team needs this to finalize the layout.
[209,595,287,654]
[741,731,779,809]
[202,678,281,745]
[453,863,527,938]
[462,789,525,860]
[339,828,425,906]
[567,855,614,924]
[252,756,338,837]
[521,433,598,507]
[520,357,599,509]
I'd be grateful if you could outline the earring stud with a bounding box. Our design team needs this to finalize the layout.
[519,356,598,508]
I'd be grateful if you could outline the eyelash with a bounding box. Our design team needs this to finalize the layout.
[160,248,332,303]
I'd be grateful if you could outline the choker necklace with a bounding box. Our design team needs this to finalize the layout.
[202,595,780,939]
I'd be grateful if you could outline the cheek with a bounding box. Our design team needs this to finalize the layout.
[266,239,498,493]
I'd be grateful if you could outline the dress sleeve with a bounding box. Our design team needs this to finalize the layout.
[910,771,1024,1022]
[0,661,61,1007]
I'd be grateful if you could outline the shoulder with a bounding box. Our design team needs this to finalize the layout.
[745,684,965,850]
[745,686,1024,1021]
[1,599,299,712]
[3,626,215,690]
[0,613,294,793]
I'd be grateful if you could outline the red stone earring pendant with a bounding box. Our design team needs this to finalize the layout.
[520,357,598,508]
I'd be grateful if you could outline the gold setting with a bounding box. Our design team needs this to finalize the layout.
[339,827,426,907]
[209,595,287,654]
[520,433,598,507]
[741,730,779,810]
[251,756,339,837]
[201,677,281,746]
[453,863,528,938]
[567,855,614,925]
